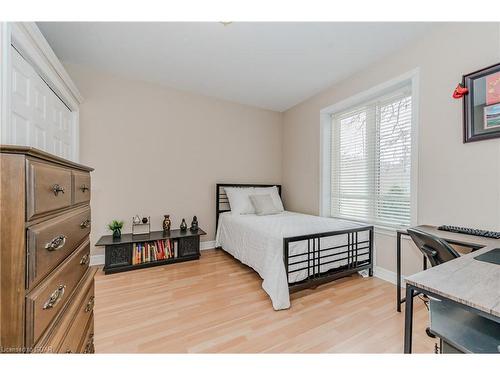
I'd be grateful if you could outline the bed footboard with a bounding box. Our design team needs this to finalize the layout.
[283,226,374,293]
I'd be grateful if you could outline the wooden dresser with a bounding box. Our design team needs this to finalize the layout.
[0,145,96,353]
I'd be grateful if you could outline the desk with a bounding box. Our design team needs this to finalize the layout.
[403,225,500,353]
[396,229,426,312]
[396,226,483,312]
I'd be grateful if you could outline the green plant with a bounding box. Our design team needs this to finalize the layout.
[107,220,124,231]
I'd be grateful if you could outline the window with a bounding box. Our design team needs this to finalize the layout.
[330,85,413,228]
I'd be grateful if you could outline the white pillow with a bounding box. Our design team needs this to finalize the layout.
[253,186,284,212]
[249,194,282,215]
[224,187,256,215]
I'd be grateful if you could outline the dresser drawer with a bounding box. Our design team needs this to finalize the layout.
[80,315,94,353]
[58,278,94,353]
[27,159,72,220]
[27,207,91,289]
[33,267,96,353]
[72,171,91,205]
[25,239,90,346]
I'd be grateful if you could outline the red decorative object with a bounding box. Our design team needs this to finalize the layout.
[452,83,469,99]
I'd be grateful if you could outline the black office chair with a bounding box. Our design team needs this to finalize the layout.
[407,228,460,267]
[407,228,461,340]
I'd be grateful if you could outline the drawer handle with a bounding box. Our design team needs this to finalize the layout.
[80,254,90,266]
[52,184,65,196]
[85,296,95,312]
[45,235,67,251]
[80,219,91,229]
[83,334,94,354]
[43,285,66,310]
[80,184,89,193]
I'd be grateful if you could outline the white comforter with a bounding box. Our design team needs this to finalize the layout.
[215,211,370,310]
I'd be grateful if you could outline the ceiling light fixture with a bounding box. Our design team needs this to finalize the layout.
[219,22,233,26]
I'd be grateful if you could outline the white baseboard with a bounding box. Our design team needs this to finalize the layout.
[373,266,405,286]
[90,244,401,284]
[90,254,105,266]
[90,240,217,266]
[200,240,216,251]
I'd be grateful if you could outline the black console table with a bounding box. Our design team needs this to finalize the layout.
[96,228,206,274]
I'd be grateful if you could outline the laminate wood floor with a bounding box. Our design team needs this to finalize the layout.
[94,249,436,353]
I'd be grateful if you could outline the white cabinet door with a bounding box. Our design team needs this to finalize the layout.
[9,46,75,160]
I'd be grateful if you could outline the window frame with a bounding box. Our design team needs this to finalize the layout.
[320,69,420,232]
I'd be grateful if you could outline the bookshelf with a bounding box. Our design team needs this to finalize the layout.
[95,228,206,274]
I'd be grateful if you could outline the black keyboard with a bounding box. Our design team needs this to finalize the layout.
[438,225,500,239]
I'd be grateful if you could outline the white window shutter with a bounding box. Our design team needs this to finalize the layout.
[331,87,412,228]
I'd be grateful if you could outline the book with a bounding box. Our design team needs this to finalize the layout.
[161,240,166,259]
[132,243,135,265]
[159,240,165,259]
[130,236,188,266]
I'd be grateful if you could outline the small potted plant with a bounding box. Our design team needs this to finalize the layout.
[108,220,124,239]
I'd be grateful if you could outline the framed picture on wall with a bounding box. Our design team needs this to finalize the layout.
[463,62,500,143]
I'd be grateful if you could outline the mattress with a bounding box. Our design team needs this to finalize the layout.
[215,211,370,310]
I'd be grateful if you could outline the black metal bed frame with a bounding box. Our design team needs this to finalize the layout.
[216,183,374,293]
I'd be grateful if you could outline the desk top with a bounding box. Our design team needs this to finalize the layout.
[405,225,500,318]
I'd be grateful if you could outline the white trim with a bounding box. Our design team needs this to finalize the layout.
[10,22,82,110]
[200,240,216,251]
[89,240,217,266]
[409,70,420,227]
[319,111,331,216]
[89,254,105,266]
[373,265,405,286]
[22,23,83,104]
[320,68,420,115]
[0,23,11,144]
[319,68,420,226]
[2,22,82,162]
[73,110,80,161]
[374,226,398,238]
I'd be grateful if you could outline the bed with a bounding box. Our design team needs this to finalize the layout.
[215,183,374,310]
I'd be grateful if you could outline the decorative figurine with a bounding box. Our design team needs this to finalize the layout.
[180,218,187,231]
[190,216,199,231]
[162,214,171,232]
[108,220,124,239]
[132,215,150,235]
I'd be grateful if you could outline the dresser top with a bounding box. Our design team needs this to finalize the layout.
[0,145,93,172]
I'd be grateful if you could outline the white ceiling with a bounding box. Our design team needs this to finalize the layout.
[37,22,436,112]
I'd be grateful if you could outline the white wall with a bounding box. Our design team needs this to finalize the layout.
[66,64,283,258]
[282,23,500,276]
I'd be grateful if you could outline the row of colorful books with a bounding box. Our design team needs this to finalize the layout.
[132,239,178,265]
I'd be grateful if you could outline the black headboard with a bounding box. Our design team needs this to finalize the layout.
[215,183,282,233]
